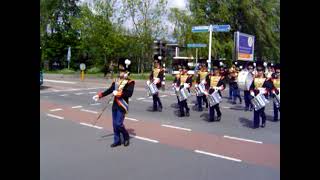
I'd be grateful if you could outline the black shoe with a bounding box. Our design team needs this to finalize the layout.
[209,118,215,122]
[216,116,221,121]
[245,107,249,111]
[274,119,278,122]
[253,126,259,129]
[179,113,185,117]
[232,101,236,104]
[110,142,121,148]
[261,123,265,128]
[123,139,130,147]
[240,101,242,104]
[198,108,203,112]
[186,111,190,117]
[158,107,162,112]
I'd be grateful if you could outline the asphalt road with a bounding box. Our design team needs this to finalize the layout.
[40,76,280,180]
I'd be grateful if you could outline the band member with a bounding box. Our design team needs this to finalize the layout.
[92,58,135,147]
[148,55,164,112]
[203,60,225,122]
[249,61,269,128]
[266,62,274,79]
[244,62,254,111]
[229,65,242,104]
[228,63,237,100]
[174,61,193,117]
[195,61,209,111]
[270,63,280,121]
[173,64,182,108]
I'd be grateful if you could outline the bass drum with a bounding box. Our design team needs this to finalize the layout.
[237,70,253,91]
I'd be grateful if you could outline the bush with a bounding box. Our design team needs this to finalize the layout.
[87,67,102,74]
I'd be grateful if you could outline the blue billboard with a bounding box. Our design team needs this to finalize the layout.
[235,31,255,61]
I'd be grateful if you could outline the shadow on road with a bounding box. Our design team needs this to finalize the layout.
[200,113,210,122]
[40,86,50,90]
[238,117,254,129]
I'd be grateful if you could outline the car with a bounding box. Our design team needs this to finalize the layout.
[40,70,43,86]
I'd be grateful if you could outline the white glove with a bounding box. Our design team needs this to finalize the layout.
[259,88,266,94]
[146,80,150,85]
[217,86,223,91]
[272,89,275,94]
[184,83,190,88]
[204,91,209,96]
[112,90,118,96]
[92,95,99,102]
[153,78,160,84]
[195,84,199,88]
[201,79,206,84]
[250,91,255,97]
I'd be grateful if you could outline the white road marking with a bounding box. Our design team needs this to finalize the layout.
[50,108,63,112]
[44,79,77,84]
[142,100,153,103]
[194,150,242,162]
[75,92,84,95]
[222,106,231,109]
[72,105,82,109]
[148,96,153,99]
[60,94,68,97]
[47,114,64,120]
[90,103,101,106]
[89,92,97,94]
[160,95,168,97]
[161,124,191,131]
[79,122,103,129]
[132,136,159,143]
[125,117,139,122]
[80,109,98,114]
[137,97,146,100]
[223,135,263,144]
[170,94,176,96]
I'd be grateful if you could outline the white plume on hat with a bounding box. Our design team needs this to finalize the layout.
[125,59,131,68]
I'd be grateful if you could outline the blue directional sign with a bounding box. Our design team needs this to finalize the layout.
[187,44,207,48]
[211,25,231,32]
[192,26,209,32]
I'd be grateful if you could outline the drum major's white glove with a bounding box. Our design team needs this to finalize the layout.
[113,90,118,96]
[146,80,150,85]
[92,95,99,102]
[153,78,160,84]
[250,91,255,97]
[201,80,206,84]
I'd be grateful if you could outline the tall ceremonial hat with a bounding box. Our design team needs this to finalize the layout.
[179,59,188,70]
[198,58,208,68]
[255,60,265,71]
[118,57,131,72]
[274,63,280,70]
[245,61,254,69]
[153,54,162,66]
[211,60,221,71]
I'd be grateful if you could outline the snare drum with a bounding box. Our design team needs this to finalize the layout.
[178,88,191,101]
[273,91,280,108]
[237,70,253,91]
[251,93,269,111]
[207,90,222,107]
[146,82,158,96]
[195,83,206,96]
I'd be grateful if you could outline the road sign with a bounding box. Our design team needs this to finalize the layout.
[211,25,231,32]
[187,44,207,48]
[80,63,86,70]
[192,26,209,32]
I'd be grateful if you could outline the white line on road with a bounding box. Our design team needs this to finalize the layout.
[132,136,159,143]
[222,106,231,109]
[72,105,83,109]
[44,79,77,84]
[90,103,101,106]
[47,114,64,120]
[160,95,168,98]
[80,109,98,114]
[60,94,68,97]
[75,93,84,95]
[79,122,103,129]
[50,108,63,112]
[142,100,153,103]
[194,150,242,162]
[137,97,146,100]
[89,92,97,94]
[223,135,263,144]
[161,124,191,131]
[125,117,139,122]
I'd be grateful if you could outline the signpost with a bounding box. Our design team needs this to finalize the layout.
[187,44,207,48]
[80,63,86,81]
[192,24,230,71]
